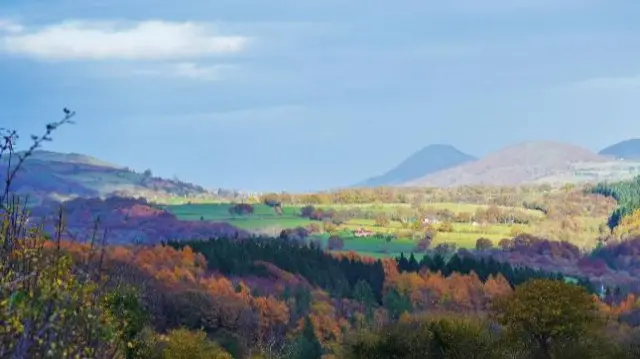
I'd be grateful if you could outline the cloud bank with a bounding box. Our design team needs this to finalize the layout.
[0,19,249,61]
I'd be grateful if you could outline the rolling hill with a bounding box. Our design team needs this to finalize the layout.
[356,144,476,187]
[403,141,640,187]
[599,139,640,159]
[0,150,217,205]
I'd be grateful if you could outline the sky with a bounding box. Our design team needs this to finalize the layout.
[1,0,640,192]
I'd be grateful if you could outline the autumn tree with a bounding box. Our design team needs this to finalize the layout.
[489,279,603,359]
[498,238,513,251]
[160,328,232,359]
[323,222,338,234]
[373,213,390,227]
[475,237,493,251]
[0,111,130,357]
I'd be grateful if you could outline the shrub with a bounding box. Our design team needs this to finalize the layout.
[498,238,513,251]
[475,237,494,251]
[228,203,254,216]
[160,328,232,359]
[327,236,345,251]
[414,235,433,253]
[434,243,457,257]
[438,222,454,232]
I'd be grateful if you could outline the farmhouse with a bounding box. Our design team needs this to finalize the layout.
[422,216,440,225]
[353,228,375,237]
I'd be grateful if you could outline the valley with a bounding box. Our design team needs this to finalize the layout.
[5,3,640,356]
[5,131,640,358]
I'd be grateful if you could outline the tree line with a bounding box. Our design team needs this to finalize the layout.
[396,252,596,292]
[591,176,640,229]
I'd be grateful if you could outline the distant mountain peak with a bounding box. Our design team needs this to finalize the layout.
[600,139,640,159]
[404,141,609,187]
[355,144,476,187]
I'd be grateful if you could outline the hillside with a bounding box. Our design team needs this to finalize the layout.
[599,139,640,159]
[356,144,476,187]
[0,150,216,204]
[404,141,615,187]
[30,196,249,244]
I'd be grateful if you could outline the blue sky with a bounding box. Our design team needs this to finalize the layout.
[1,0,640,192]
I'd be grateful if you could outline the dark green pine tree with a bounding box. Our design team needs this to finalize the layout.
[407,253,419,272]
[289,316,323,359]
[353,279,376,308]
[397,253,409,272]
[383,288,413,320]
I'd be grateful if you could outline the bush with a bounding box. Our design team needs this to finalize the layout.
[343,316,497,359]
[300,205,316,218]
[438,222,454,232]
[413,235,433,253]
[475,237,493,250]
[160,328,232,359]
[498,238,513,250]
[323,222,338,234]
[228,203,254,216]
[374,214,390,227]
[327,235,344,251]
[434,243,457,257]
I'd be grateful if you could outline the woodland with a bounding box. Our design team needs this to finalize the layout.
[4,118,640,358]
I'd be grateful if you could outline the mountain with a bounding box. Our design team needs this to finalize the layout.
[403,141,640,187]
[0,150,216,205]
[599,139,640,159]
[356,144,477,187]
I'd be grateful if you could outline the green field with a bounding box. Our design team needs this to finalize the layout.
[164,203,312,229]
[163,202,525,256]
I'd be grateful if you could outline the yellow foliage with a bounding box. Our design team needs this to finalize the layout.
[614,208,640,238]
[161,328,232,359]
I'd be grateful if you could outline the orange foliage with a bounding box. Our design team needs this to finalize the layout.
[600,294,638,316]
[53,241,292,341]
[385,270,512,311]
[252,296,290,336]
[293,290,344,346]
[330,251,400,278]
[330,251,376,264]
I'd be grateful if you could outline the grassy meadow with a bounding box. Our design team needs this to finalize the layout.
[163,202,561,258]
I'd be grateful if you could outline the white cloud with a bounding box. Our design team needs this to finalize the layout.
[0,19,250,61]
[130,62,236,81]
[572,74,640,90]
